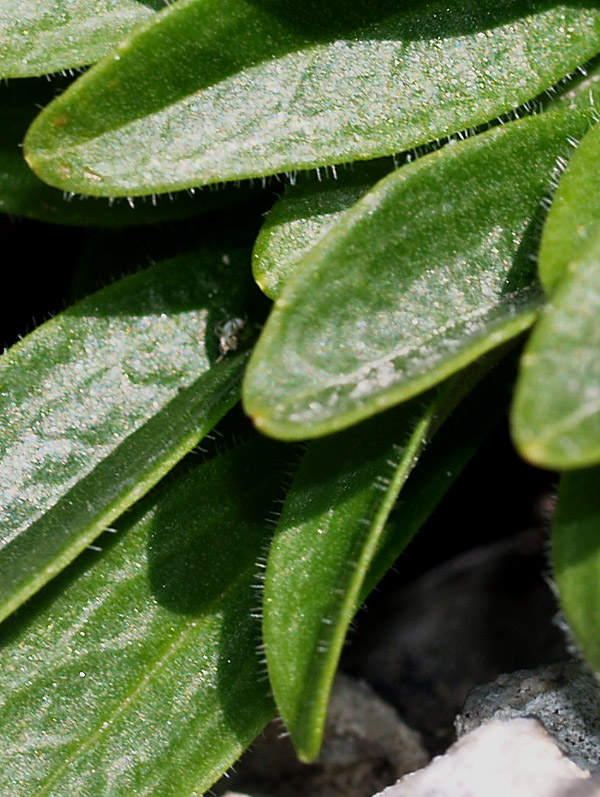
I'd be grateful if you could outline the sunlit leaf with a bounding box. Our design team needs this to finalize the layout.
[0,0,169,78]
[0,437,287,794]
[264,353,513,760]
[539,115,600,295]
[253,159,394,298]
[512,234,600,469]
[0,77,259,226]
[24,0,600,195]
[243,107,593,440]
[0,244,257,623]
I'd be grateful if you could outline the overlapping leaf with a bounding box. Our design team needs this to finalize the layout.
[512,112,600,468]
[24,0,600,196]
[244,106,596,440]
[512,235,600,469]
[253,159,394,298]
[552,466,600,671]
[538,116,600,294]
[0,0,168,78]
[0,437,287,795]
[264,354,513,760]
[0,78,261,226]
[0,245,256,623]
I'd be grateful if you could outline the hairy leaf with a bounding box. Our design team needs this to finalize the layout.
[512,234,600,469]
[24,0,600,196]
[539,117,600,295]
[0,78,261,226]
[553,466,600,671]
[0,0,168,78]
[243,108,593,440]
[264,354,511,760]
[253,159,394,298]
[0,245,256,623]
[0,437,286,794]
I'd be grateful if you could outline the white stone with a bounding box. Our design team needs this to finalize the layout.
[372,718,593,797]
[456,662,600,771]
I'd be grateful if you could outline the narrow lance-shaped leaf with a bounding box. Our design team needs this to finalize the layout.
[0,245,258,624]
[0,78,262,226]
[512,234,600,469]
[253,158,395,299]
[24,0,600,196]
[263,352,513,760]
[0,437,288,795]
[0,0,169,78]
[244,105,595,441]
[552,466,600,672]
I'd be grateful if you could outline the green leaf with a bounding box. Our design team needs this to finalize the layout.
[0,436,287,794]
[0,78,260,226]
[538,117,600,295]
[363,349,517,599]
[512,234,600,469]
[254,58,600,301]
[243,107,592,441]
[552,466,600,672]
[0,245,257,624]
[264,390,440,762]
[0,0,168,78]
[253,159,394,299]
[263,353,511,760]
[24,0,600,196]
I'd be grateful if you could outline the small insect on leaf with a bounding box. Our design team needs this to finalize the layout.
[216,316,247,362]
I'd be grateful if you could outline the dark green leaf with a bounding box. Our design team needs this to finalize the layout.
[24,0,600,195]
[552,466,600,671]
[263,352,512,760]
[0,0,168,78]
[0,245,256,623]
[243,107,592,440]
[0,437,287,794]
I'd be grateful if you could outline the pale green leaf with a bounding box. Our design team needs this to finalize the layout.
[0,437,287,795]
[0,78,260,226]
[512,234,600,469]
[24,0,600,196]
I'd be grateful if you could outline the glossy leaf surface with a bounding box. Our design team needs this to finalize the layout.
[24,0,600,196]
[253,159,394,298]
[0,438,285,794]
[0,78,261,226]
[553,466,600,671]
[512,234,600,469]
[0,0,168,78]
[243,109,592,440]
[0,246,255,623]
[264,355,511,760]
[538,118,600,294]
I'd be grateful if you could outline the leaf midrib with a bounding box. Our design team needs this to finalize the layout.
[32,557,256,795]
